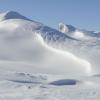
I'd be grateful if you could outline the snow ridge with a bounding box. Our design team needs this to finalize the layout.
[0,11,32,21]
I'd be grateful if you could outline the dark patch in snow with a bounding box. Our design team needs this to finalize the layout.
[92,74,100,77]
[8,80,41,84]
[49,79,79,86]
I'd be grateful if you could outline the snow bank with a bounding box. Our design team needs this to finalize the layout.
[0,12,92,76]
[0,29,91,75]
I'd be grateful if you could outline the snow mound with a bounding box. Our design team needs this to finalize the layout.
[0,11,92,76]
[72,31,85,38]
[0,32,91,75]
[0,11,32,21]
[59,23,76,33]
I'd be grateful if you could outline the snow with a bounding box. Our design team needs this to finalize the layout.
[58,23,100,74]
[73,31,85,38]
[0,14,91,75]
[0,72,100,100]
[59,23,76,33]
[0,11,100,100]
[0,11,32,21]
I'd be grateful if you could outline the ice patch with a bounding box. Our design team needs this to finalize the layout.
[49,79,79,86]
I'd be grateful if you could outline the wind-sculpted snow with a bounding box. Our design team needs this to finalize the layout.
[0,32,91,75]
[0,11,100,100]
[59,23,100,40]
[58,23,100,74]
[0,12,92,76]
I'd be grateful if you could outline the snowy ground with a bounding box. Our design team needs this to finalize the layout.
[0,72,100,100]
[0,11,100,100]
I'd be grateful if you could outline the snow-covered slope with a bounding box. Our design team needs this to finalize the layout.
[0,11,100,100]
[59,23,89,40]
[59,23,100,40]
[0,11,92,76]
[59,23,100,74]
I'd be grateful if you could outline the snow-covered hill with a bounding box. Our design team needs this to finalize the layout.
[0,11,100,100]
[59,23,100,74]
[59,23,100,40]
[0,11,92,75]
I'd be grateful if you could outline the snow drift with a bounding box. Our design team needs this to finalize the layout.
[0,31,91,75]
[0,11,92,76]
[59,23,100,74]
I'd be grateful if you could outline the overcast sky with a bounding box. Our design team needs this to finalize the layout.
[0,0,100,31]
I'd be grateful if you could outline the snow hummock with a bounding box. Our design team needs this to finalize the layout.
[73,31,85,38]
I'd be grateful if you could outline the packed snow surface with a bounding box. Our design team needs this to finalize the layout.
[0,11,100,100]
